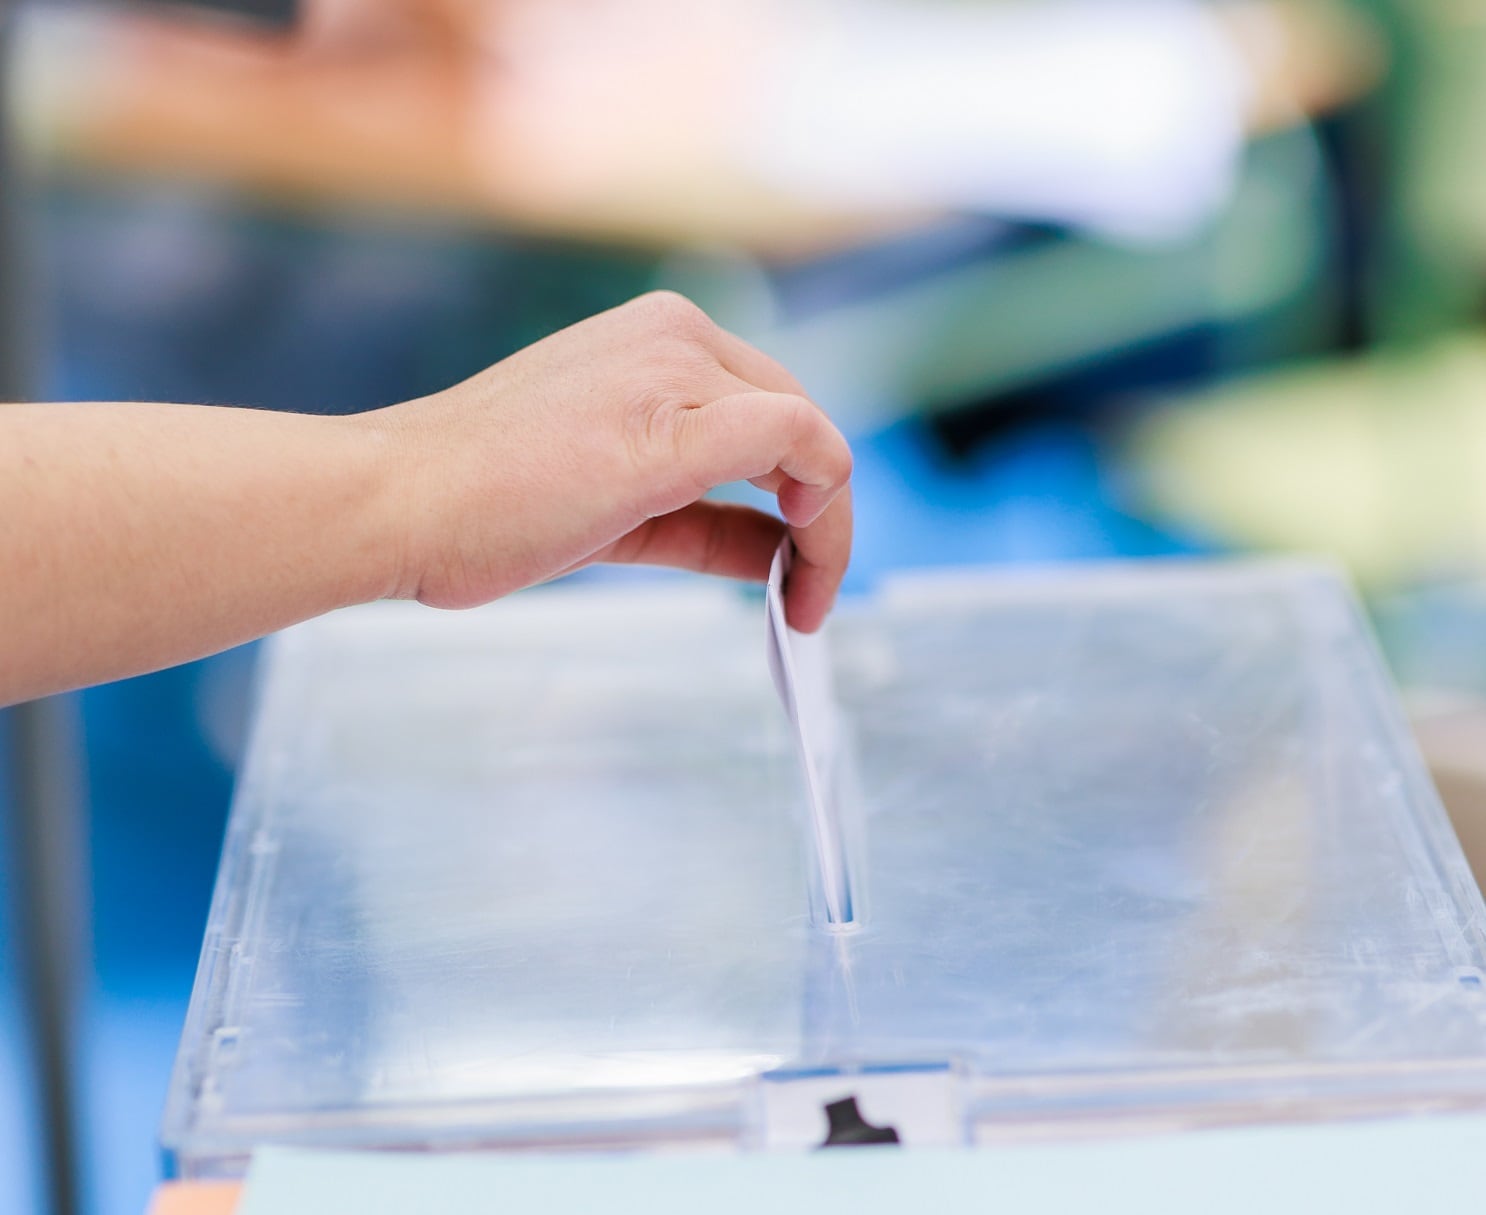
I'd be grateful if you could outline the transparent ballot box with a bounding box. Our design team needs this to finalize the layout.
[162,562,1486,1176]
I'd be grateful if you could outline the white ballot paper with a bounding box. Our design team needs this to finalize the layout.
[765,538,854,925]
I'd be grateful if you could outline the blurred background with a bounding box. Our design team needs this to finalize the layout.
[7,0,1486,1212]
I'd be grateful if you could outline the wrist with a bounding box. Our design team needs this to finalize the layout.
[339,404,425,605]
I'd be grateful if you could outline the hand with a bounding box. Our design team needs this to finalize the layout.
[371,291,853,631]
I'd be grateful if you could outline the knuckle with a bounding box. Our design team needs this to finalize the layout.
[789,396,823,449]
[779,393,809,434]
[631,289,711,338]
[791,399,852,485]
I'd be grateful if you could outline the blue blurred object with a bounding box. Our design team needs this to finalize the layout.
[82,663,238,993]
[73,658,240,1215]
[844,417,1195,591]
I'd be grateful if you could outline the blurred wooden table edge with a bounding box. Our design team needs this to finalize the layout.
[148,1182,242,1215]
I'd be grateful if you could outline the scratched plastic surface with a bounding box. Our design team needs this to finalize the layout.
[163,563,1486,1176]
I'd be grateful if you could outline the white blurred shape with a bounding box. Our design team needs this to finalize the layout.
[747,0,1252,242]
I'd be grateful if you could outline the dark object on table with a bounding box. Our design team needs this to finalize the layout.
[820,1097,902,1149]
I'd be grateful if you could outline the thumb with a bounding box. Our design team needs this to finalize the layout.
[673,391,853,526]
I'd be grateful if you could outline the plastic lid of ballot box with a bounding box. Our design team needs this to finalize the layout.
[161,561,1486,1178]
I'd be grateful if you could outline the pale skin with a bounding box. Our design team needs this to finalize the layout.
[0,291,853,708]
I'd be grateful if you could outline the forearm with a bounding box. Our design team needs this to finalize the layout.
[0,295,853,705]
[0,401,401,706]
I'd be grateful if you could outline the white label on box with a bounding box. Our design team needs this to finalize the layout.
[755,1066,966,1150]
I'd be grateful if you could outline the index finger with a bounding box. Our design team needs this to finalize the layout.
[783,483,853,633]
